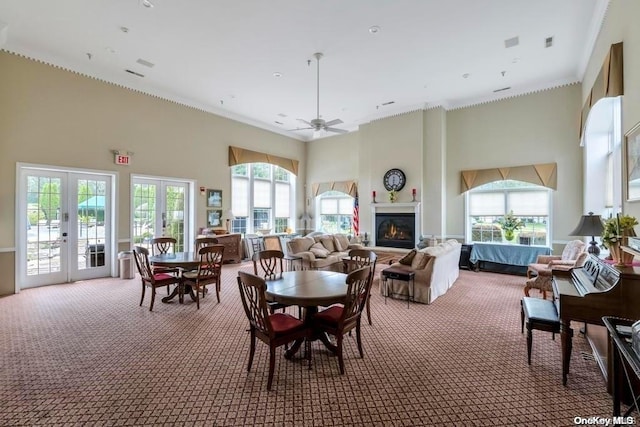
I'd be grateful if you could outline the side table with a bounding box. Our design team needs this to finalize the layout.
[283,254,303,271]
[381,266,415,308]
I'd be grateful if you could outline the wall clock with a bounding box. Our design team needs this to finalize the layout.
[383,168,406,191]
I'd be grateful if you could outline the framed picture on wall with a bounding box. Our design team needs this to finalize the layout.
[207,189,222,207]
[625,121,640,201]
[207,209,223,227]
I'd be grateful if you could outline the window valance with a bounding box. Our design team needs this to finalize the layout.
[228,146,299,175]
[579,42,623,142]
[312,180,358,197]
[460,162,557,193]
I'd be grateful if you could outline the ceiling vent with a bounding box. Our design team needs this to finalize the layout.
[136,58,155,68]
[125,69,145,78]
[493,87,511,93]
[381,101,395,106]
[545,36,554,48]
[504,36,519,48]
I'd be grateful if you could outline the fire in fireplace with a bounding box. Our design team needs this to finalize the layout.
[375,213,415,249]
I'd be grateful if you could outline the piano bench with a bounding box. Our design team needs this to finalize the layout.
[520,297,561,365]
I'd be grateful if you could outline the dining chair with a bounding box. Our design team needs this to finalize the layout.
[237,271,311,390]
[150,236,180,294]
[194,236,218,253]
[262,235,283,252]
[313,266,372,374]
[344,249,377,325]
[251,250,297,316]
[182,244,224,308]
[133,246,181,311]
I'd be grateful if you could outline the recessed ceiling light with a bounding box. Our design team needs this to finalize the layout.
[273,72,282,78]
[545,36,554,48]
[105,47,116,54]
[505,36,519,48]
[462,73,470,79]
[141,0,154,8]
[368,26,381,34]
[120,26,129,33]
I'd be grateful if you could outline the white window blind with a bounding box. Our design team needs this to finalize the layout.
[275,182,289,217]
[338,198,352,214]
[253,180,271,208]
[320,198,338,214]
[232,177,248,216]
[507,191,548,216]
[469,193,505,216]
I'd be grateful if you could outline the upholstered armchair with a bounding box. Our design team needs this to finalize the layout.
[524,240,588,299]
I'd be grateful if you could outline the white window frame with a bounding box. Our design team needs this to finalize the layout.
[464,180,553,246]
[230,163,296,235]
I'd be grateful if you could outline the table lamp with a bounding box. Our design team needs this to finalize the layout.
[569,212,604,255]
[225,209,235,233]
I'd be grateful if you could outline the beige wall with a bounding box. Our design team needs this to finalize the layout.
[446,84,584,246]
[582,0,640,219]
[0,52,304,296]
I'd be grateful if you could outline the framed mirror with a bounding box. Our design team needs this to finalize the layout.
[625,122,640,201]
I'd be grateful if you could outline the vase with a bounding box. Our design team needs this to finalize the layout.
[610,241,635,267]
[504,230,515,241]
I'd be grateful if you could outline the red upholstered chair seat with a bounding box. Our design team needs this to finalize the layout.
[314,305,344,325]
[153,272,175,281]
[269,313,304,334]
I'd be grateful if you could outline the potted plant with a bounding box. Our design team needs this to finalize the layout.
[601,214,637,265]
[497,210,524,242]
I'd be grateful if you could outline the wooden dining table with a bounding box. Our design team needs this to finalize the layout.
[149,252,200,304]
[265,270,348,358]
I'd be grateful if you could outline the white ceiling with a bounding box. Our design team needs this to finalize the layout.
[0,0,607,141]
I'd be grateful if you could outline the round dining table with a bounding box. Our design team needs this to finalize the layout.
[149,252,200,304]
[265,270,348,358]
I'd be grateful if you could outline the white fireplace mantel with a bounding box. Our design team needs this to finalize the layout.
[370,202,421,247]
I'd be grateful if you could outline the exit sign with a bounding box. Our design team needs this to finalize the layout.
[115,153,131,165]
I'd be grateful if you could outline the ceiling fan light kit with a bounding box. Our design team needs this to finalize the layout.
[292,52,347,136]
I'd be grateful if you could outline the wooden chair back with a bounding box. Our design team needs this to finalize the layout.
[133,246,153,282]
[237,271,272,336]
[342,267,373,325]
[262,235,283,252]
[150,237,176,255]
[194,236,218,253]
[196,244,224,280]
[252,250,284,280]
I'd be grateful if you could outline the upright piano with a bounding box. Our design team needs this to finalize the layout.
[552,254,640,386]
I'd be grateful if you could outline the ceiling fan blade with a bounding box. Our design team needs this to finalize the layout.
[288,126,313,131]
[325,127,348,134]
[297,118,312,125]
[324,118,343,127]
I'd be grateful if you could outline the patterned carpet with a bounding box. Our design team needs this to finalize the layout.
[0,263,620,426]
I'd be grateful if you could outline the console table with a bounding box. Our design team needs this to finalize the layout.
[469,243,551,275]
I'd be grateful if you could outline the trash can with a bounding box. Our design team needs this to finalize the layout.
[86,244,105,267]
[118,251,135,279]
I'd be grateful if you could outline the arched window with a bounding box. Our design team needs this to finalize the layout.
[230,163,296,235]
[465,180,552,246]
[316,191,355,235]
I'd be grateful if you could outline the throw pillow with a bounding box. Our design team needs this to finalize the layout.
[310,242,330,258]
[318,235,335,253]
[398,249,417,265]
[333,234,350,252]
[411,251,431,270]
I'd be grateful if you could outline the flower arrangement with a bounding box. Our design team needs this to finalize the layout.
[388,190,397,203]
[601,214,638,249]
[497,210,524,241]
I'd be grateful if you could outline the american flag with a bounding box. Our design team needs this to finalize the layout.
[353,192,359,235]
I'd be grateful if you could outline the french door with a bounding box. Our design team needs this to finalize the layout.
[131,177,191,252]
[17,165,114,289]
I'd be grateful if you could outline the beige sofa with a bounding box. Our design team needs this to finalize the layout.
[380,239,462,304]
[286,234,363,271]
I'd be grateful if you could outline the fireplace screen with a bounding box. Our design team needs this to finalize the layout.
[375,213,415,249]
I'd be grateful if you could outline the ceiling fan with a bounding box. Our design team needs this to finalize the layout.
[292,52,347,135]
